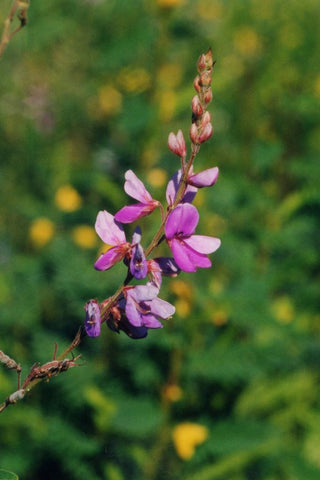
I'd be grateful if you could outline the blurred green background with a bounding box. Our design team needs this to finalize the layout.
[1,0,320,479]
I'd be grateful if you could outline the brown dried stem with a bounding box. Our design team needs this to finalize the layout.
[0,0,30,59]
[0,328,82,413]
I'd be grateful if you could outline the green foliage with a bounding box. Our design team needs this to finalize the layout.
[1,0,320,479]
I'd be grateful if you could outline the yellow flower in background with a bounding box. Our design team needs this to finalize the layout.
[211,308,228,326]
[175,298,191,318]
[157,64,183,89]
[72,225,97,249]
[157,90,177,122]
[272,296,295,324]
[233,26,261,57]
[29,217,55,248]
[98,84,122,116]
[162,383,183,402]
[55,185,82,212]
[146,168,167,188]
[170,279,193,300]
[172,423,209,460]
[118,67,151,94]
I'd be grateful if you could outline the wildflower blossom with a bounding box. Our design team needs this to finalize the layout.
[94,210,130,271]
[148,257,180,287]
[165,203,220,272]
[84,300,101,337]
[125,283,175,329]
[115,170,160,223]
[130,227,147,279]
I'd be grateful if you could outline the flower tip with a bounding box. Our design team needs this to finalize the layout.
[168,130,186,158]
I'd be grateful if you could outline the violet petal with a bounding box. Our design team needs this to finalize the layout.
[165,204,199,239]
[95,210,126,244]
[85,300,101,337]
[124,170,153,203]
[184,235,221,254]
[188,167,219,187]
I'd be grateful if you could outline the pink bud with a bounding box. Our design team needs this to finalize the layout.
[191,95,204,117]
[200,70,211,87]
[168,130,187,158]
[189,123,199,144]
[202,111,211,127]
[204,48,214,68]
[204,88,213,105]
[198,123,213,143]
[193,75,201,93]
[197,54,206,73]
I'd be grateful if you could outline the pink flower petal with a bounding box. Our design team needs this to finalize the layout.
[95,210,126,245]
[124,170,153,203]
[166,170,197,205]
[169,238,197,272]
[184,235,221,254]
[189,167,219,187]
[115,203,149,223]
[146,297,175,319]
[125,295,143,327]
[165,204,199,239]
[94,246,127,271]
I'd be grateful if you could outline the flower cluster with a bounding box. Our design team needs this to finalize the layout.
[85,49,221,339]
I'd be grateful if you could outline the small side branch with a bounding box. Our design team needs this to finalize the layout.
[0,329,82,414]
[0,0,30,59]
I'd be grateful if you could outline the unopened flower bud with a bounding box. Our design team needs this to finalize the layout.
[200,70,211,87]
[193,75,201,93]
[191,95,204,117]
[204,88,213,105]
[197,54,206,73]
[189,123,199,144]
[204,48,214,69]
[198,122,213,143]
[202,111,211,127]
[168,130,187,158]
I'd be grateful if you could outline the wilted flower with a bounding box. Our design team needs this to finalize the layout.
[94,210,131,270]
[115,170,160,223]
[165,203,221,272]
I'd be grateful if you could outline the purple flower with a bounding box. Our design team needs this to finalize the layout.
[188,167,219,188]
[166,167,219,206]
[125,283,175,329]
[165,203,221,272]
[148,257,180,288]
[115,170,160,223]
[166,169,197,206]
[130,227,147,279]
[94,210,131,271]
[85,299,101,337]
[107,302,148,339]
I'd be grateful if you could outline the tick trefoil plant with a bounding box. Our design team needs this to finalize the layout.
[84,47,221,340]
[0,48,220,413]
